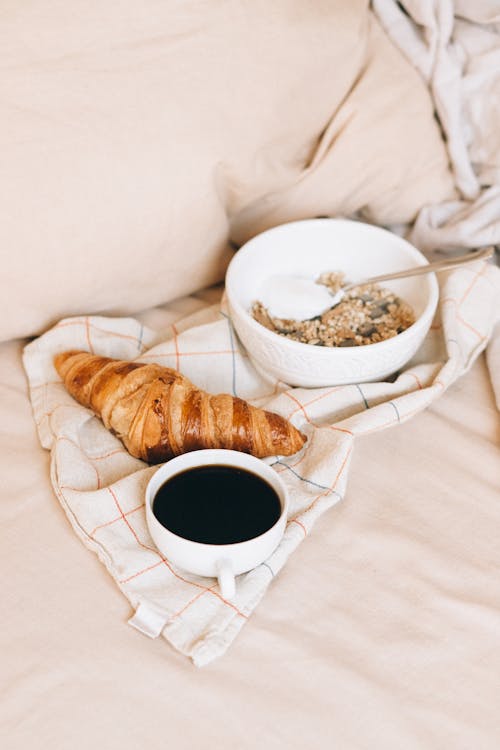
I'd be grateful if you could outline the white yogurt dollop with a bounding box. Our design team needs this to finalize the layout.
[257,275,336,320]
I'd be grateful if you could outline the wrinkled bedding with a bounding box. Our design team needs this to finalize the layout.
[2,290,500,749]
[2,2,500,746]
[19,258,499,667]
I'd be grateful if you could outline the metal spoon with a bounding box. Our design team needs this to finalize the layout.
[328,245,495,307]
[260,246,494,320]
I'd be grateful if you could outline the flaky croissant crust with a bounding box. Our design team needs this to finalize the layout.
[54,350,306,462]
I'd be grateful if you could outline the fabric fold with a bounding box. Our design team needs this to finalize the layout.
[23,261,499,665]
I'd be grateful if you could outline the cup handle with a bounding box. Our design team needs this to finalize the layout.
[216,559,235,601]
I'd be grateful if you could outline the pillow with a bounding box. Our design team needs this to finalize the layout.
[0,1,453,342]
[230,14,456,243]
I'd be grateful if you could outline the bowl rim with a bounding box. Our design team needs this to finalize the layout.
[225,218,439,356]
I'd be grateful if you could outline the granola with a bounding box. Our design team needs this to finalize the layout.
[251,271,415,347]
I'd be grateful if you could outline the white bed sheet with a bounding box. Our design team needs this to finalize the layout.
[1,291,499,749]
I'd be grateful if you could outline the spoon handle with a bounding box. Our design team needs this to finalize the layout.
[343,246,495,291]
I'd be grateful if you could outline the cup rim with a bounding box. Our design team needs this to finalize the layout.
[145,449,289,550]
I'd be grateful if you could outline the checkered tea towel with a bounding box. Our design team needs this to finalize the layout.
[23,261,499,666]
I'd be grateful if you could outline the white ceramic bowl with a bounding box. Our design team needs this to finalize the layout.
[225,218,439,387]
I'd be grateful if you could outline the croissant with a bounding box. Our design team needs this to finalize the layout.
[54,350,306,462]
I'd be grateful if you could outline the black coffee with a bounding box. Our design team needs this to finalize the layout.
[152,464,281,545]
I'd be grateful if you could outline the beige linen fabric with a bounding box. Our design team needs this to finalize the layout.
[372,1,500,257]
[1,290,499,748]
[230,14,455,244]
[372,0,500,405]
[374,0,500,196]
[22,259,499,666]
[0,0,453,342]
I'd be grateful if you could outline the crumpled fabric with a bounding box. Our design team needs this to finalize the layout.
[22,260,499,665]
[373,0,500,398]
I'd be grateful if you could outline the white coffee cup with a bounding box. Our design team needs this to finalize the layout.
[145,449,289,600]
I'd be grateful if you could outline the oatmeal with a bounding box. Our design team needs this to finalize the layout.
[252,271,415,347]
